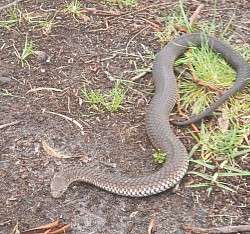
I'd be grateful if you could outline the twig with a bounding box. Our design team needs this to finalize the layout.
[0,120,21,130]
[42,141,84,159]
[141,18,163,31]
[46,111,83,130]
[174,24,189,34]
[148,219,157,234]
[20,219,71,234]
[189,4,205,27]
[0,0,23,11]
[131,71,149,82]
[181,224,250,233]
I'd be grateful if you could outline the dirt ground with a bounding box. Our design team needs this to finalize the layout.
[0,0,249,233]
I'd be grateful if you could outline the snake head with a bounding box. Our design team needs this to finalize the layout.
[51,173,69,198]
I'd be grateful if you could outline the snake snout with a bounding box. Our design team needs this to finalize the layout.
[51,174,69,198]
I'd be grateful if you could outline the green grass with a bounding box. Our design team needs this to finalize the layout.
[0,5,57,34]
[0,89,21,98]
[13,34,35,68]
[105,0,137,9]
[0,5,22,29]
[157,0,236,42]
[81,80,128,113]
[37,18,56,34]
[175,43,236,115]
[28,15,57,34]
[63,0,83,19]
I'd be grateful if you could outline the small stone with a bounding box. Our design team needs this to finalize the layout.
[37,51,50,63]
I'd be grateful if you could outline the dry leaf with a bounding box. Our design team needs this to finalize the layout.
[82,14,90,22]
[148,219,156,234]
[42,141,83,159]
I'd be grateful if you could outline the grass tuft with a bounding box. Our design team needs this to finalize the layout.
[64,0,82,19]
[0,5,22,29]
[187,116,250,195]
[13,34,35,68]
[105,0,137,9]
[175,42,236,115]
[81,80,128,113]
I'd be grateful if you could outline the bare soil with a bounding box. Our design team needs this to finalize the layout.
[0,0,249,233]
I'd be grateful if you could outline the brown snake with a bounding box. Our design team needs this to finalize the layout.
[51,34,250,198]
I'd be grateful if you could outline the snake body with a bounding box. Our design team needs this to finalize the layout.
[51,34,250,198]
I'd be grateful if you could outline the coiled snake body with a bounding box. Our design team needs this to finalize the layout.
[51,34,250,198]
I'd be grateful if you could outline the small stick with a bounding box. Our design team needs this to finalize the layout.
[189,4,205,27]
[174,24,190,34]
[0,0,23,11]
[47,224,71,234]
[131,71,149,82]
[148,219,157,234]
[181,224,250,234]
[141,18,163,31]
[0,120,21,130]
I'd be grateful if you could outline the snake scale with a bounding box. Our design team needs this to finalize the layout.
[51,33,250,198]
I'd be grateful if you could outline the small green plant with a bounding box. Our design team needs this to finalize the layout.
[0,5,22,29]
[81,80,128,112]
[0,89,24,98]
[28,14,57,34]
[13,34,35,68]
[187,118,250,196]
[105,0,137,9]
[38,18,56,34]
[64,0,82,19]
[153,152,167,164]
[156,9,184,42]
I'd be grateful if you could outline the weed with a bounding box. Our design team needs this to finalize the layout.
[156,9,184,42]
[81,80,128,113]
[38,18,56,34]
[186,117,250,195]
[206,0,236,37]
[64,0,82,19]
[0,89,24,98]
[0,5,22,29]
[29,15,57,35]
[1,90,14,97]
[178,0,193,33]
[153,152,167,164]
[105,0,137,9]
[13,34,35,68]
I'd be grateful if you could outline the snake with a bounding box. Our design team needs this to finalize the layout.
[51,33,250,198]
